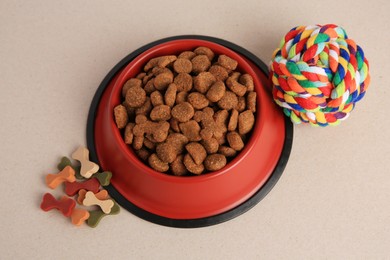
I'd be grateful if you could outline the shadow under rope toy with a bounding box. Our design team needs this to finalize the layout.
[270,24,370,126]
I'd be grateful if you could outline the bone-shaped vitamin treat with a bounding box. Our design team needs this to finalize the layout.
[70,208,90,226]
[64,178,100,196]
[94,171,112,186]
[83,191,114,214]
[71,147,99,178]
[45,166,76,189]
[87,202,120,228]
[40,193,76,217]
[57,156,83,180]
[77,189,108,205]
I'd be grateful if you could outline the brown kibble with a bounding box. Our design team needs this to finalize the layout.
[135,97,152,116]
[154,71,173,91]
[170,118,180,132]
[178,51,196,60]
[171,155,188,176]
[171,102,194,122]
[125,86,146,108]
[164,83,177,107]
[238,110,255,135]
[174,73,193,92]
[183,154,204,175]
[150,105,171,121]
[114,104,128,129]
[185,142,207,165]
[173,58,192,74]
[142,73,153,85]
[136,72,146,80]
[218,55,238,70]
[152,67,171,76]
[226,77,247,97]
[206,81,226,102]
[236,96,246,112]
[247,91,257,112]
[215,133,227,145]
[148,153,169,172]
[194,46,214,61]
[179,120,201,141]
[227,131,244,151]
[156,142,177,163]
[191,55,211,74]
[194,72,216,93]
[150,91,164,106]
[208,65,229,81]
[239,74,254,92]
[230,72,241,81]
[144,78,156,94]
[218,146,237,157]
[136,148,150,162]
[132,136,144,150]
[201,138,219,154]
[228,109,239,131]
[124,123,135,144]
[143,138,156,150]
[122,101,136,121]
[218,91,238,110]
[175,91,188,104]
[122,78,142,97]
[144,55,177,71]
[204,154,227,171]
[133,115,170,142]
[166,133,189,154]
[187,92,209,110]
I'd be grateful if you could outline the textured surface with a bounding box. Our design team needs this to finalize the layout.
[0,0,389,259]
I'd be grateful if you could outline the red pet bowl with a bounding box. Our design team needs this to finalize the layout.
[87,35,293,228]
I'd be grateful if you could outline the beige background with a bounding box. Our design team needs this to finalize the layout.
[1,0,389,259]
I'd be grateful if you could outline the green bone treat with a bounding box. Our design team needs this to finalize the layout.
[87,201,120,228]
[57,156,83,180]
[94,171,112,186]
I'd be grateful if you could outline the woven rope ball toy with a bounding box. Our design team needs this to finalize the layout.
[270,24,370,126]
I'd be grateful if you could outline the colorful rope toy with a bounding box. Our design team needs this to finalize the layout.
[270,24,370,126]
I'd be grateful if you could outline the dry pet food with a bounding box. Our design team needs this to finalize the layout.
[114,46,257,175]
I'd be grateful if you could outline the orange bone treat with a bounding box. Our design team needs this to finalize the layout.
[77,189,109,205]
[45,165,76,189]
[70,208,90,226]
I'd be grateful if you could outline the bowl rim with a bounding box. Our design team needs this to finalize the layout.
[87,35,293,228]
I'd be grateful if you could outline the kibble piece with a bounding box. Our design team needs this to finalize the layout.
[208,65,229,82]
[218,146,237,157]
[173,58,192,74]
[114,104,128,129]
[165,83,177,107]
[238,110,255,135]
[175,91,188,104]
[201,138,219,154]
[152,67,171,76]
[132,136,144,150]
[136,72,146,80]
[144,78,156,94]
[122,78,142,97]
[166,133,189,154]
[135,97,152,116]
[230,72,241,81]
[183,154,204,175]
[125,86,146,108]
[154,71,173,91]
[156,143,177,163]
[215,133,227,145]
[194,72,216,93]
[122,101,136,121]
[142,73,153,85]
[204,154,227,171]
[171,155,188,176]
[194,46,214,61]
[247,91,257,112]
[179,120,202,141]
[150,91,164,106]
[236,96,246,112]
[187,92,209,110]
[171,102,194,122]
[136,148,150,162]
[228,109,239,131]
[148,153,169,172]
[124,123,135,144]
[218,91,238,110]
[174,73,193,92]
[218,55,238,70]
[185,142,207,165]
[191,55,211,74]
[227,131,244,151]
[226,77,247,97]
[178,51,196,60]
[150,105,171,121]
[144,55,177,71]
[143,138,156,150]
[206,81,226,102]
[239,74,254,92]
